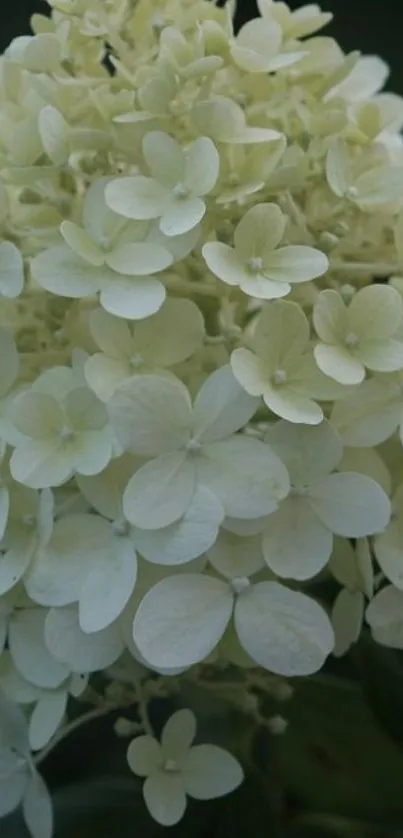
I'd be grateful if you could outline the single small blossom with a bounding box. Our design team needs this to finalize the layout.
[127,709,243,826]
[202,203,328,299]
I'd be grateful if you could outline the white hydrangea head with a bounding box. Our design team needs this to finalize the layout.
[1,0,403,826]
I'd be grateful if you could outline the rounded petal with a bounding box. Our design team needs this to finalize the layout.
[9,608,69,688]
[22,772,53,838]
[330,377,401,447]
[355,338,403,373]
[348,284,403,341]
[208,529,264,579]
[143,772,186,827]
[230,348,267,397]
[366,585,403,648]
[132,574,233,669]
[307,472,391,537]
[193,365,259,442]
[85,354,132,401]
[31,245,106,298]
[143,131,184,186]
[234,581,334,675]
[264,419,343,484]
[89,308,132,357]
[127,735,162,777]
[10,439,73,489]
[29,691,67,750]
[262,496,333,580]
[202,242,248,287]
[197,436,290,519]
[262,386,323,425]
[11,391,63,439]
[135,485,224,565]
[160,196,205,237]
[0,241,24,298]
[100,275,166,320]
[234,203,285,260]
[105,176,168,220]
[182,745,243,799]
[0,770,27,817]
[314,343,365,385]
[264,246,328,284]
[313,289,346,343]
[108,373,192,455]
[45,605,124,671]
[185,137,220,196]
[0,325,19,396]
[374,516,403,590]
[106,242,172,276]
[162,709,196,758]
[133,297,205,367]
[79,538,136,632]
[332,588,363,657]
[60,221,104,266]
[123,452,195,529]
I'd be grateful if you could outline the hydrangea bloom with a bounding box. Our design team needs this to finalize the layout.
[1,0,403,830]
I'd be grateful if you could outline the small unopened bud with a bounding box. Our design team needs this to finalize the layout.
[267,714,288,735]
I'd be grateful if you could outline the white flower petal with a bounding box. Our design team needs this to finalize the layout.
[264,419,342,484]
[332,588,363,657]
[234,203,285,259]
[374,515,403,590]
[263,386,323,425]
[198,436,290,519]
[0,241,24,298]
[366,585,403,648]
[10,439,72,488]
[22,772,53,838]
[127,736,162,776]
[79,538,137,632]
[355,339,403,373]
[60,221,104,266]
[308,472,391,537]
[185,137,220,196]
[25,514,115,606]
[89,308,132,357]
[314,343,365,385]
[135,485,224,565]
[330,377,401,447]
[193,365,259,442]
[160,195,206,237]
[133,298,204,367]
[162,709,196,758]
[234,581,334,675]
[262,496,332,580]
[348,284,403,340]
[100,275,166,320]
[29,691,67,750]
[202,242,248,287]
[182,745,243,800]
[109,374,192,455]
[313,289,346,343]
[133,574,233,669]
[106,242,172,276]
[143,771,186,827]
[143,131,184,186]
[123,452,195,529]
[45,605,124,671]
[31,245,107,298]
[105,176,168,220]
[264,246,328,284]
[9,608,69,688]
[208,529,264,579]
[0,770,27,816]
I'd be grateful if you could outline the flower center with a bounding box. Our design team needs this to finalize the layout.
[231,576,251,596]
[164,758,179,773]
[272,368,287,385]
[130,353,144,369]
[247,256,264,274]
[112,518,130,537]
[185,438,202,455]
[344,331,359,348]
[59,426,75,442]
[172,182,190,200]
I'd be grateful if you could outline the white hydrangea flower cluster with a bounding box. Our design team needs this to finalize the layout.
[1,0,403,829]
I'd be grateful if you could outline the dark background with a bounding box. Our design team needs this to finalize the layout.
[1,0,403,94]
